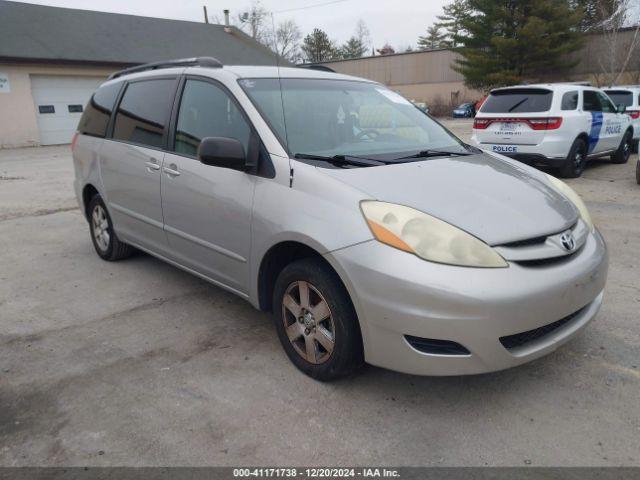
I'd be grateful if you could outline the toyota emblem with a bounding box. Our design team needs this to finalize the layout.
[560,232,576,251]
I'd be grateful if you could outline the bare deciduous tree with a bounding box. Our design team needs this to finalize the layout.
[237,1,269,43]
[355,19,371,49]
[268,19,303,63]
[595,0,640,85]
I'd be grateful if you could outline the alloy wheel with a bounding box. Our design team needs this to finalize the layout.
[281,281,335,364]
[574,144,586,173]
[623,136,631,162]
[92,205,110,252]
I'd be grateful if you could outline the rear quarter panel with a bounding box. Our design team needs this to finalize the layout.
[72,134,105,215]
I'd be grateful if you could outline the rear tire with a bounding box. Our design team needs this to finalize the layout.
[611,130,632,164]
[88,195,134,261]
[272,258,364,381]
[636,159,640,184]
[558,138,587,178]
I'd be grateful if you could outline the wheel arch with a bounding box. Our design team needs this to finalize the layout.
[82,184,100,221]
[257,241,335,312]
[576,132,589,146]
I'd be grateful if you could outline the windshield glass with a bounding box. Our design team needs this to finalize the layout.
[481,88,553,113]
[605,91,633,107]
[239,78,466,159]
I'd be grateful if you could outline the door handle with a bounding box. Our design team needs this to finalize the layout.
[145,159,160,172]
[163,164,181,177]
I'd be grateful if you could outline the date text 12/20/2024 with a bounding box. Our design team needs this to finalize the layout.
[233,468,400,478]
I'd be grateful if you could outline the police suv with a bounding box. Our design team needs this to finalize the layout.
[470,84,633,178]
[603,86,640,153]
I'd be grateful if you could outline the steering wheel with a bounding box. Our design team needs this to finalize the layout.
[356,129,380,140]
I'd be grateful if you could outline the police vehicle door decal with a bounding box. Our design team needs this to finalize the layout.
[588,111,603,154]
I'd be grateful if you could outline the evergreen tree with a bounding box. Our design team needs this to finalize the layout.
[437,0,472,47]
[341,37,368,59]
[418,25,447,50]
[301,28,338,63]
[453,0,584,90]
[340,20,371,59]
[571,0,622,31]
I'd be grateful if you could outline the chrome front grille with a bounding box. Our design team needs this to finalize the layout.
[494,220,588,264]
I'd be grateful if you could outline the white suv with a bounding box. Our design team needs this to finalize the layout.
[603,86,640,153]
[470,84,633,177]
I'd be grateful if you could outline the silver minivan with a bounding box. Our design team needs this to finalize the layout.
[73,58,608,381]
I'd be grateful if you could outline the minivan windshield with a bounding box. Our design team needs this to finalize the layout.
[481,88,553,113]
[239,78,468,161]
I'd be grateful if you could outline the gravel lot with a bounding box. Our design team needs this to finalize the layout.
[1,119,639,466]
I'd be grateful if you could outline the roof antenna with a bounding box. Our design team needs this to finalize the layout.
[203,5,209,24]
[270,12,292,185]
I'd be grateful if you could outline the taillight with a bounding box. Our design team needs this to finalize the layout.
[473,118,491,129]
[71,132,79,150]
[528,117,563,130]
[628,110,640,119]
[473,117,562,130]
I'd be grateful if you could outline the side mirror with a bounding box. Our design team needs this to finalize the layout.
[617,104,627,114]
[198,137,246,171]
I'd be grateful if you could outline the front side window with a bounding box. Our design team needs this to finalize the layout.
[78,81,121,138]
[481,88,553,113]
[239,78,466,159]
[112,79,175,149]
[561,91,578,110]
[174,79,251,157]
[597,92,617,113]
[583,91,601,112]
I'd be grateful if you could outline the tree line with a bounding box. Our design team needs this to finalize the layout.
[223,0,640,89]
[222,2,373,63]
[417,0,640,89]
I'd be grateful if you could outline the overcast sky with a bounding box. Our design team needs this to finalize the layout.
[18,0,449,50]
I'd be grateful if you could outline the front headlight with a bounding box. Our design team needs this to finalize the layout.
[360,201,508,268]
[545,174,594,231]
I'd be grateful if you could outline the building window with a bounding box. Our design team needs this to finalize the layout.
[68,104,83,113]
[38,105,55,114]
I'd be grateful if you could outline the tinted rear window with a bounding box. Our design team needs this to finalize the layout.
[604,90,633,107]
[561,91,578,110]
[112,79,175,149]
[481,88,553,113]
[77,82,122,138]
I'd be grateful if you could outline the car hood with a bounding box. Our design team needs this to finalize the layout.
[320,153,578,246]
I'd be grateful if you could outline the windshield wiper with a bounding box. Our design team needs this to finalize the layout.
[293,153,387,167]
[508,98,528,112]
[393,149,473,161]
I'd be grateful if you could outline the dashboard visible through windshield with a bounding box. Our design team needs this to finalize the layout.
[238,78,468,165]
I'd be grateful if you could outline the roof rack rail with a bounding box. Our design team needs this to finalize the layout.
[297,64,336,73]
[517,81,591,87]
[108,57,223,80]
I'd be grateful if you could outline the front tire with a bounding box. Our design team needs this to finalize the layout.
[636,159,640,184]
[558,138,587,178]
[632,139,639,154]
[611,130,632,164]
[272,258,364,381]
[88,195,134,261]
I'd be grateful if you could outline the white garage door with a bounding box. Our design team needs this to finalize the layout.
[31,75,105,145]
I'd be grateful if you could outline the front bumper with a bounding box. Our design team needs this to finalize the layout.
[327,229,608,376]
